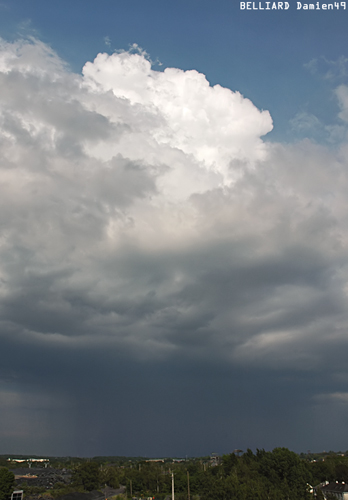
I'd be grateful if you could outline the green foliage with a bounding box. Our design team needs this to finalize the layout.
[100,466,119,489]
[196,448,312,500]
[316,488,325,500]
[258,447,311,497]
[6,449,321,500]
[120,461,171,497]
[309,460,334,484]
[0,468,15,500]
[21,485,47,496]
[222,454,238,476]
[49,484,84,498]
[307,453,348,485]
[72,462,100,491]
[115,448,314,500]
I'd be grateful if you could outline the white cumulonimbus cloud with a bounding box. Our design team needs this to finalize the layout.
[0,37,348,376]
[82,49,272,180]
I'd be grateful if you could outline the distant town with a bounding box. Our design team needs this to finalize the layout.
[1,449,348,500]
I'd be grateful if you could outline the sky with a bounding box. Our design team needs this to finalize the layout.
[1,0,348,458]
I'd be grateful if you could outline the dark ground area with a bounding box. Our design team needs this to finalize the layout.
[56,489,125,500]
[56,492,104,500]
[10,468,72,488]
[101,486,126,498]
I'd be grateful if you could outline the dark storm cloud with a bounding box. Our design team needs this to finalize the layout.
[1,38,348,456]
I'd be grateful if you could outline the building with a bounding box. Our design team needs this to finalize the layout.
[316,481,348,500]
[11,490,23,500]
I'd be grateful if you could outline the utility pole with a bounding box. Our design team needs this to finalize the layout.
[187,471,190,500]
[130,480,132,498]
[172,471,175,500]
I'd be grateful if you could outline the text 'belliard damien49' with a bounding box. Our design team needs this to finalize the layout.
[240,1,346,8]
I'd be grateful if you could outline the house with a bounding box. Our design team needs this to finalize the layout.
[316,481,348,500]
[11,490,23,500]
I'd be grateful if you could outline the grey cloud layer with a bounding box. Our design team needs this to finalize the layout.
[1,38,348,455]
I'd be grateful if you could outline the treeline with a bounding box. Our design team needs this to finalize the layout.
[67,448,348,499]
[8,448,348,500]
[116,448,311,500]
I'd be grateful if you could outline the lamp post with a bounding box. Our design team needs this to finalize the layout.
[172,471,175,500]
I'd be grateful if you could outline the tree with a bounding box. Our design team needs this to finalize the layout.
[73,462,100,491]
[104,467,119,489]
[222,453,238,476]
[258,448,312,500]
[0,468,15,500]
